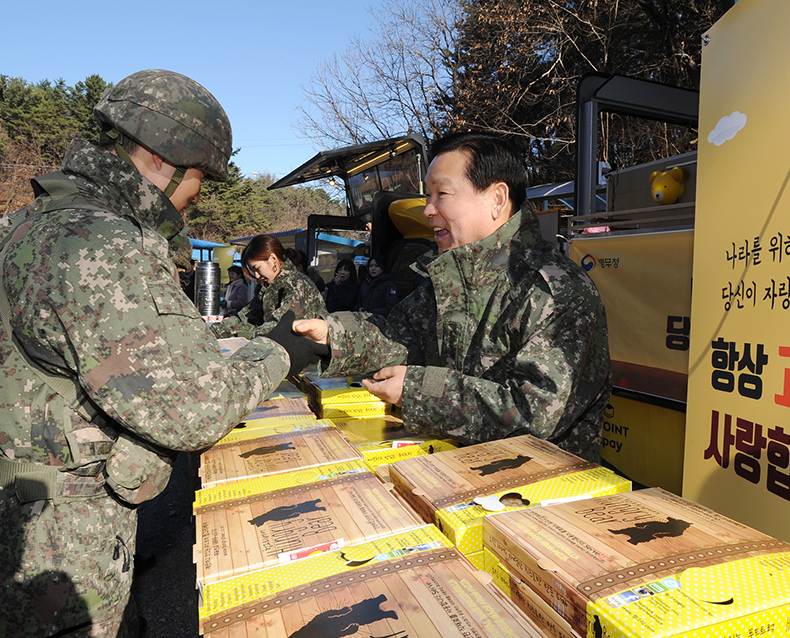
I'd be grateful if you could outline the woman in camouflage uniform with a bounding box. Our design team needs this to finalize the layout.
[212,234,326,339]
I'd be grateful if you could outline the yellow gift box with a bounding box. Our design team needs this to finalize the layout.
[193,460,369,509]
[194,471,424,588]
[484,488,790,638]
[199,426,363,488]
[314,400,393,419]
[389,434,631,526]
[198,523,452,627]
[200,547,547,637]
[303,373,381,404]
[437,465,631,555]
[241,396,314,421]
[215,417,331,446]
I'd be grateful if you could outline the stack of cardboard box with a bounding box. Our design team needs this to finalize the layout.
[483,487,790,637]
[303,373,393,419]
[200,545,548,637]
[389,435,631,558]
[195,392,538,637]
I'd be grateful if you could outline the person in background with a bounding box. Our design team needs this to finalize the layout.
[223,265,249,317]
[356,255,398,317]
[0,69,297,637]
[292,132,611,463]
[212,234,326,339]
[324,258,360,312]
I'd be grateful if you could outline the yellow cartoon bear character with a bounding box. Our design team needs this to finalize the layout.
[649,167,686,205]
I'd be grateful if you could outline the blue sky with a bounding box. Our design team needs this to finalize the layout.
[1,0,379,179]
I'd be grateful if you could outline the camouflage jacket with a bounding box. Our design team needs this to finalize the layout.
[212,260,326,339]
[0,140,289,488]
[322,208,612,462]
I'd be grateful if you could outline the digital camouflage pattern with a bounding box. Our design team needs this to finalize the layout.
[322,207,612,463]
[212,259,327,339]
[0,140,288,636]
[93,69,232,181]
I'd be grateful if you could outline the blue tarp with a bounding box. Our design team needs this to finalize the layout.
[189,237,226,262]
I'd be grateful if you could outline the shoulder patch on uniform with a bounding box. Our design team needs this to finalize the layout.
[421,366,447,398]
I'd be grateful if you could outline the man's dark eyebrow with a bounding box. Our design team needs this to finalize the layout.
[429,176,453,188]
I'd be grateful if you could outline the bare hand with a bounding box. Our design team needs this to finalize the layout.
[292,318,329,345]
[362,366,406,406]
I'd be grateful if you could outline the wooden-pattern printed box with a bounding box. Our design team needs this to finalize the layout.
[437,465,631,555]
[199,427,363,488]
[389,434,613,524]
[484,487,790,637]
[198,524,453,629]
[215,418,332,447]
[194,460,369,509]
[194,471,423,587]
[201,548,546,637]
[263,378,306,401]
[466,547,512,599]
[241,396,314,422]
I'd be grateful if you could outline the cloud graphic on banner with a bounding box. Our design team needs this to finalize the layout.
[707,111,747,146]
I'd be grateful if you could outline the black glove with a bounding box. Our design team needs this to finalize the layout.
[264,310,330,377]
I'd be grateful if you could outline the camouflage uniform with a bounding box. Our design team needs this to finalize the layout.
[0,140,289,637]
[321,207,611,463]
[212,260,326,339]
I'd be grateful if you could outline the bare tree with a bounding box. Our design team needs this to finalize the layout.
[447,0,730,183]
[298,0,730,185]
[295,0,463,146]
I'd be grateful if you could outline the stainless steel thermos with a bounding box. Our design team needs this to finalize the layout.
[195,261,221,317]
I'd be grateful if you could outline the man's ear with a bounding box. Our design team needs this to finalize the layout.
[491,182,510,220]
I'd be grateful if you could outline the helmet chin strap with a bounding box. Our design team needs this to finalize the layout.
[163,167,186,198]
[101,127,187,198]
[100,127,137,169]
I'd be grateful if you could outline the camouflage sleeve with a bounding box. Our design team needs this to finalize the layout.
[211,314,242,338]
[210,289,261,339]
[319,312,409,376]
[400,284,610,458]
[318,284,435,376]
[12,213,288,452]
[82,276,288,451]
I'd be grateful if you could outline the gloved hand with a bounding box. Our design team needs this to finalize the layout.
[264,310,330,377]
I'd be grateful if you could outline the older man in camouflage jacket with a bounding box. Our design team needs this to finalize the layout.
[296,133,611,463]
[0,71,293,637]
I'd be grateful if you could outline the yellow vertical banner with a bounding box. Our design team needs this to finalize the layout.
[570,231,693,402]
[684,0,790,540]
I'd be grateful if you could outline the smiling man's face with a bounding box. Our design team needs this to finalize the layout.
[423,150,509,253]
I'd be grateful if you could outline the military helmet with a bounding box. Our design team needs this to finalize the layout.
[93,69,232,182]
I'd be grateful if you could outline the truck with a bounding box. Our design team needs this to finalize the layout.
[565,73,700,495]
[267,134,436,300]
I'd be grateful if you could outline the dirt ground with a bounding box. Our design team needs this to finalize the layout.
[133,452,201,638]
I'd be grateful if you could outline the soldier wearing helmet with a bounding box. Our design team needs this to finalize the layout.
[0,70,295,636]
